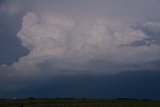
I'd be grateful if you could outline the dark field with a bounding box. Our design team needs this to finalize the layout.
[0,99,160,107]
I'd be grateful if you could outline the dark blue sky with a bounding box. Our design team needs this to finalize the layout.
[0,0,160,99]
[0,71,160,99]
[0,14,28,65]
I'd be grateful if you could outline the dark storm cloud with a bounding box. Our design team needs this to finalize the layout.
[86,58,160,74]
[0,71,160,99]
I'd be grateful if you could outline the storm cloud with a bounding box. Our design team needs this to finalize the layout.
[0,0,159,75]
[0,0,160,98]
[11,11,160,76]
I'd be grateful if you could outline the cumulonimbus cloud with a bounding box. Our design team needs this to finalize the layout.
[1,11,157,77]
[0,0,160,99]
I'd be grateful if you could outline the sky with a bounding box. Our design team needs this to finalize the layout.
[0,0,160,99]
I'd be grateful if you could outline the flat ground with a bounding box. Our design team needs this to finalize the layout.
[0,99,160,107]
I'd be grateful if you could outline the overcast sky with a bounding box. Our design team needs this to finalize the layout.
[0,0,160,99]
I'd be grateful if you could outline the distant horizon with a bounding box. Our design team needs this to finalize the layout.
[0,97,158,100]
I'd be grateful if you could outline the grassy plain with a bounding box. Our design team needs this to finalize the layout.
[0,98,160,107]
